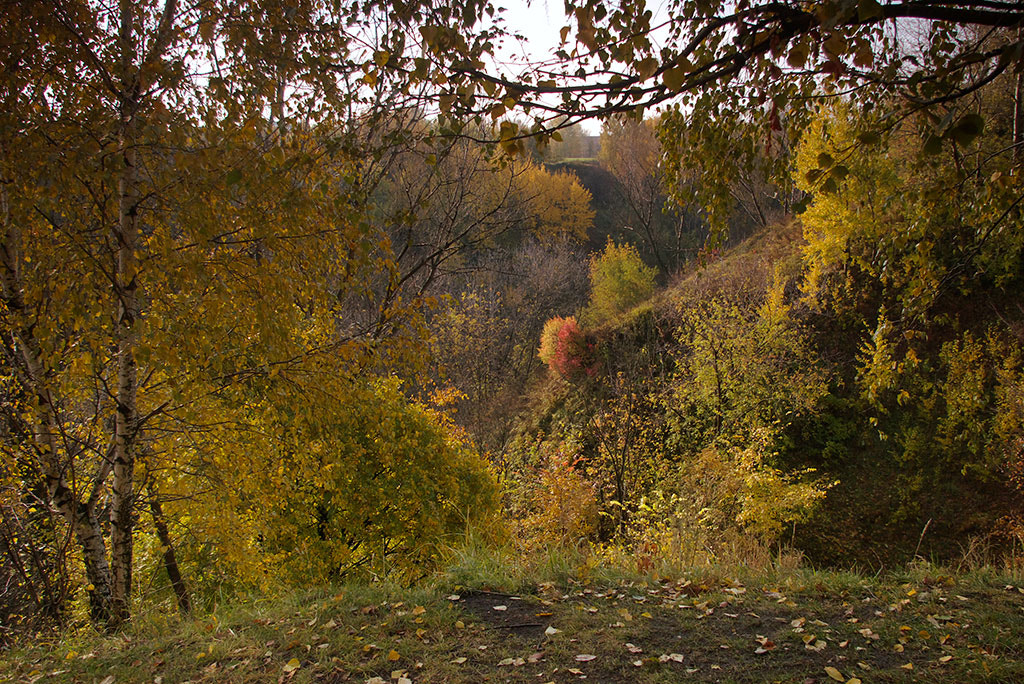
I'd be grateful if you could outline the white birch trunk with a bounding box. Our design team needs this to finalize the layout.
[0,180,115,623]
[108,0,142,629]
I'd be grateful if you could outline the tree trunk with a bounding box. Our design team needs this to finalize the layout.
[109,0,142,629]
[1014,35,1023,165]
[0,180,115,623]
[148,487,191,614]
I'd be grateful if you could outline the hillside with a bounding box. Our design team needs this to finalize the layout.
[504,216,1023,570]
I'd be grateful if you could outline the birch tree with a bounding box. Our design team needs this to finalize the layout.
[0,0,475,628]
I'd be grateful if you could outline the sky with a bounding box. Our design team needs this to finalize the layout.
[495,0,567,59]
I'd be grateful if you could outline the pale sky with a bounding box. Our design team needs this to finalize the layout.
[495,0,567,59]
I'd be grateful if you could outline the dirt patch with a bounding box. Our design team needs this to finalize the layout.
[451,590,550,641]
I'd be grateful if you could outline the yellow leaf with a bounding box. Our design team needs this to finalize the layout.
[636,57,659,80]
[387,649,400,661]
[825,666,844,682]
[662,65,687,91]
[282,658,300,673]
[901,663,914,670]
[411,605,426,615]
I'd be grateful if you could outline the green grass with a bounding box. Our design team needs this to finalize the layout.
[4,553,1024,683]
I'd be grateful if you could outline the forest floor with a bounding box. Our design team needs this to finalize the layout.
[5,567,1024,684]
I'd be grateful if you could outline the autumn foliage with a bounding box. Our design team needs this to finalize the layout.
[585,239,657,324]
[4,0,1024,641]
[538,316,596,379]
[193,379,499,589]
[517,442,598,550]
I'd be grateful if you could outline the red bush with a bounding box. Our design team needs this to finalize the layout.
[539,316,596,378]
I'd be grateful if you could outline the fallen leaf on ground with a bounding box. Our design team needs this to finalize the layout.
[282,658,300,673]
[825,666,844,681]
[575,654,597,662]
[754,635,776,654]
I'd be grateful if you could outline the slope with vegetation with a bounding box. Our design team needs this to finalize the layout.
[2,1,1023,681]
[507,96,1024,568]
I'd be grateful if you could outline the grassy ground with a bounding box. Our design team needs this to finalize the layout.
[4,556,1024,684]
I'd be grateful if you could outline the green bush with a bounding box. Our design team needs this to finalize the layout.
[585,239,657,324]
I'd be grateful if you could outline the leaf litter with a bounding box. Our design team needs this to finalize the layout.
[7,574,1024,683]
